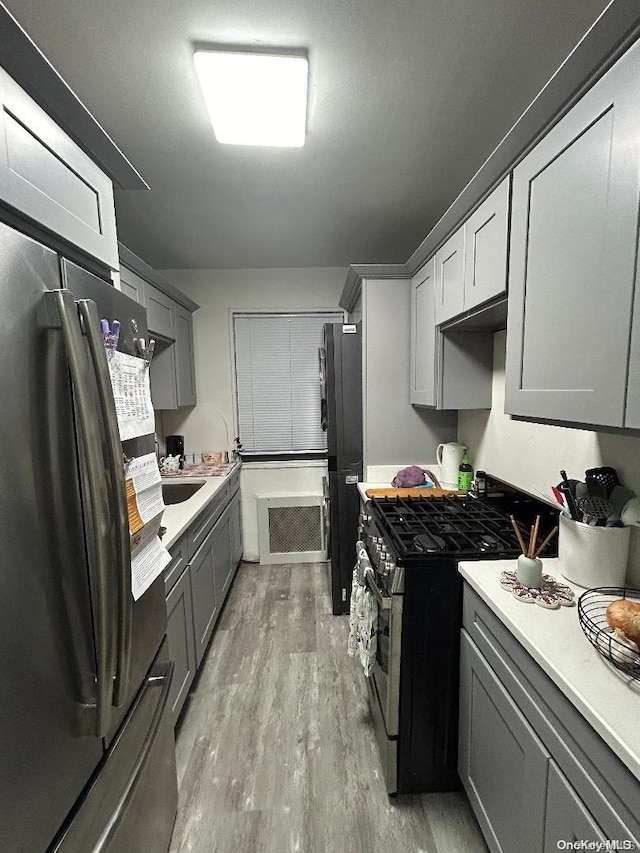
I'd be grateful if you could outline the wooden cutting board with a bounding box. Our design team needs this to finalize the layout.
[365,487,466,498]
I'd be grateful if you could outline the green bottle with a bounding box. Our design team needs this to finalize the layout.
[458,453,474,491]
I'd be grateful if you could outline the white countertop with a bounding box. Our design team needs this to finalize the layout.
[160,462,240,550]
[459,558,640,781]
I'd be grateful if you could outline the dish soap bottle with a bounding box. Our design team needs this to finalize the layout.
[458,453,473,491]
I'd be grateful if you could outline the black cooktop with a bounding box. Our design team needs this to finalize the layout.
[370,485,558,563]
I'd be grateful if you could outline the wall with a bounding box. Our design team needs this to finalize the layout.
[362,278,458,466]
[459,331,640,584]
[158,267,346,559]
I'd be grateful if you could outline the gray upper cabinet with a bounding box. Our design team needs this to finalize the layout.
[119,246,198,409]
[463,176,510,312]
[0,68,117,268]
[175,306,197,407]
[410,259,437,407]
[410,256,493,411]
[119,266,146,305]
[145,283,175,341]
[505,40,640,428]
[434,228,465,325]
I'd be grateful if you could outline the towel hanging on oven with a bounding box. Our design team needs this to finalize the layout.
[348,566,378,676]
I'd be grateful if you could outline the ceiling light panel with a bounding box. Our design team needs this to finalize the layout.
[194,49,308,148]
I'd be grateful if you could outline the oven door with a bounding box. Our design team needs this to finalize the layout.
[366,573,402,738]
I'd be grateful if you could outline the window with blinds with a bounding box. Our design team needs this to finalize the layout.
[233,311,343,456]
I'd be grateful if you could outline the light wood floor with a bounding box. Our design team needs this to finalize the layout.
[169,561,489,853]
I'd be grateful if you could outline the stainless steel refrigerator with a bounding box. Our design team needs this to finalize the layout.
[0,219,178,853]
[320,323,363,615]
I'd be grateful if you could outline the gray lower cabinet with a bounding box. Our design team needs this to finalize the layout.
[165,566,197,727]
[164,477,243,724]
[189,524,219,667]
[505,38,640,428]
[459,631,548,853]
[543,763,606,852]
[229,488,243,566]
[460,584,640,852]
[0,67,118,269]
[212,512,233,603]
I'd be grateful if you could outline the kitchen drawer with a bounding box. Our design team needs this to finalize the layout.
[462,586,640,842]
[187,484,230,560]
[164,534,188,595]
[0,67,117,268]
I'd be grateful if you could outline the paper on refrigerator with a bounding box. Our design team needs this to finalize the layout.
[108,351,155,440]
[125,453,164,534]
[125,453,171,600]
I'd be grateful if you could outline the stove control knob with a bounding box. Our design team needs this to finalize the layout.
[359,512,371,526]
[382,560,394,577]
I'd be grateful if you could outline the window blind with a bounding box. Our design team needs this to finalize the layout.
[233,312,343,454]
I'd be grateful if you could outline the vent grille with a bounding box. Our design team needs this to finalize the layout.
[269,504,322,553]
[258,495,327,564]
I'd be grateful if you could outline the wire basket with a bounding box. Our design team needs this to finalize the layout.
[578,587,640,676]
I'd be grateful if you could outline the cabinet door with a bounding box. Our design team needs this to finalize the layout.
[410,258,438,407]
[0,68,117,268]
[505,41,640,427]
[463,176,509,311]
[146,283,175,340]
[212,511,233,603]
[229,488,243,567]
[149,341,178,410]
[166,566,197,726]
[119,265,146,305]
[175,307,197,407]
[543,763,606,852]
[459,631,549,853]
[434,227,465,325]
[189,528,218,666]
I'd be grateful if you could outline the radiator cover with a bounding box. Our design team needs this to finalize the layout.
[257,495,327,564]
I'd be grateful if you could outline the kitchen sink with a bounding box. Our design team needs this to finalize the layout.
[161,480,205,505]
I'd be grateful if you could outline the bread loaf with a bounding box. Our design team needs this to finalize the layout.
[606,598,640,645]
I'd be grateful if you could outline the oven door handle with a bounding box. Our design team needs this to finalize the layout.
[364,568,392,610]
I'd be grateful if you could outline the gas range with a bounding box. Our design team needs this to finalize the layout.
[369,493,526,560]
[356,478,559,795]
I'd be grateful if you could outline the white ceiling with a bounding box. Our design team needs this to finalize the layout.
[6,0,609,270]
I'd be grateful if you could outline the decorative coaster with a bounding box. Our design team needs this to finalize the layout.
[499,571,575,610]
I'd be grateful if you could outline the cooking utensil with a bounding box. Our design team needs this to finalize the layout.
[559,471,579,520]
[585,466,620,498]
[577,495,614,525]
[610,485,636,517]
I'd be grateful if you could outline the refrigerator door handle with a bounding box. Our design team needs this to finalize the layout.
[44,290,114,737]
[91,660,174,853]
[319,347,327,431]
[78,299,132,708]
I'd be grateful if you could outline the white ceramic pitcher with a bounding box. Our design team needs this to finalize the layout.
[436,442,466,488]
